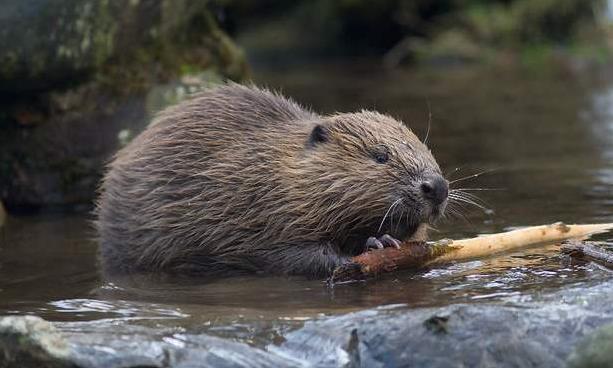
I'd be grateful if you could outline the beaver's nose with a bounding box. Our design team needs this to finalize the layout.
[420,176,448,205]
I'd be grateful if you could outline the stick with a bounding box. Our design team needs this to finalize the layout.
[328,222,613,284]
[328,241,458,284]
[426,222,613,265]
[561,240,613,268]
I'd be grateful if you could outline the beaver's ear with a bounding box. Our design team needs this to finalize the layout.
[307,124,329,147]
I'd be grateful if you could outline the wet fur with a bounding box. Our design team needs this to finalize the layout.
[95,84,442,278]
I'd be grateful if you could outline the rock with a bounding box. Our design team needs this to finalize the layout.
[567,323,613,368]
[66,330,302,368]
[0,0,247,93]
[390,30,484,68]
[0,315,73,368]
[272,280,613,367]
[0,316,302,368]
[4,280,613,367]
[0,0,248,210]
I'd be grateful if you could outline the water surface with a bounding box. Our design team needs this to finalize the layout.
[1,63,611,347]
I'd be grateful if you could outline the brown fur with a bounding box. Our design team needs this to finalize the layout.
[95,84,444,278]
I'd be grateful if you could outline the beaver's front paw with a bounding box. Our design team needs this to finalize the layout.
[364,234,402,251]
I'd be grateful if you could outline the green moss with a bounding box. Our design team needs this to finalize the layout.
[145,69,225,116]
[413,30,485,64]
[231,0,608,66]
[464,4,519,46]
[90,0,117,68]
[0,1,249,208]
[568,324,613,367]
[179,63,201,76]
[570,43,611,64]
[0,0,247,92]
[519,44,554,68]
[211,29,250,80]
[89,1,248,95]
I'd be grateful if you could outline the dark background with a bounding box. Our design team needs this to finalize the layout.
[0,0,610,214]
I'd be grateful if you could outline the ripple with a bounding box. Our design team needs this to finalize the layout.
[48,298,189,320]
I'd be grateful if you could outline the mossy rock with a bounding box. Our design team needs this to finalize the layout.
[567,324,613,368]
[0,316,73,368]
[0,0,248,93]
[0,0,248,209]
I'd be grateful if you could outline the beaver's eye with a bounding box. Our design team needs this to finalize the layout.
[375,152,389,164]
[372,145,390,164]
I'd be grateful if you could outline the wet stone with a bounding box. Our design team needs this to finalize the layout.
[273,279,613,367]
[567,323,613,368]
[0,316,302,368]
[0,316,73,368]
[66,331,301,368]
[3,280,613,367]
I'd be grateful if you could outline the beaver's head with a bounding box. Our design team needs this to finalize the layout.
[299,111,447,247]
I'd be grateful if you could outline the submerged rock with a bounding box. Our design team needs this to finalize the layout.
[0,316,72,368]
[567,323,613,368]
[66,331,301,368]
[0,0,248,210]
[273,279,613,367]
[0,316,302,368]
[3,280,613,367]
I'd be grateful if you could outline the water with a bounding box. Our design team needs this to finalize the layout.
[0,62,611,347]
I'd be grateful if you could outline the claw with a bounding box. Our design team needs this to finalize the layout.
[365,236,384,250]
[380,234,401,249]
[363,234,402,253]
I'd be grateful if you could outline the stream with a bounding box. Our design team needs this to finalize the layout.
[1,62,612,366]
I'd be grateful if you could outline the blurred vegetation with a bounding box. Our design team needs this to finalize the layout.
[0,0,248,211]
[221,0,610,66]
[0,0,609,212]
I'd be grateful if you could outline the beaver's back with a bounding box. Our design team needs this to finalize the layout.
[96,84,318,274]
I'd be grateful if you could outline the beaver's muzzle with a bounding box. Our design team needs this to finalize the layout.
[419,175,448,220]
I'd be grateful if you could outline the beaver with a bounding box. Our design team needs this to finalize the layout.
[95,84,448,278]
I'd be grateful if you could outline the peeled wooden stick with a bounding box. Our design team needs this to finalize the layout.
[328,222,613,284]
[426,222,613,266]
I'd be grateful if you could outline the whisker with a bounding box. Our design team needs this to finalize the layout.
[451,188,505,192]
[395,206,405,234]
[445,202,472,224]
[449,194,488,211]
[423,100,432,145]
[445,166,465,180]
[390,200,399,234]
[378,198,402,233]
[452,191,491,208]
[448,168,497,186]
[390,200,403,233]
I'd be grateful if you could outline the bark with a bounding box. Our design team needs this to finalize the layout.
[328,222,613,284]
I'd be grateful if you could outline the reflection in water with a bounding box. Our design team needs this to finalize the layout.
[584,81,613,221]
[0,63,611,346]
[588,83,613,158]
